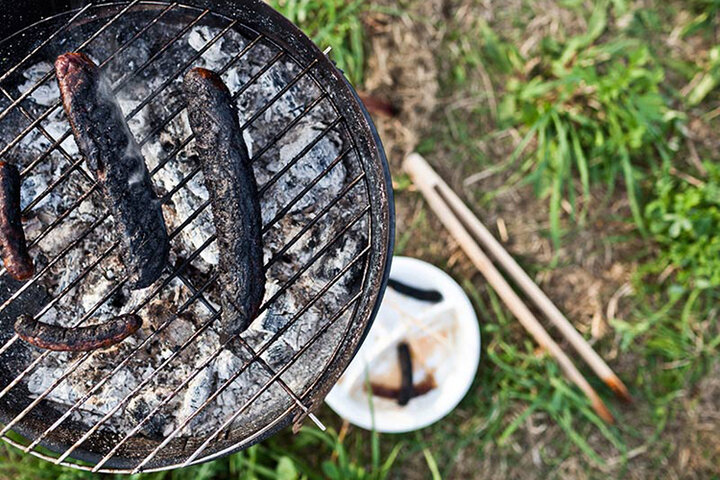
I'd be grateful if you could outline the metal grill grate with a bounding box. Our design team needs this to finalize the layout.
[0,1,393,473]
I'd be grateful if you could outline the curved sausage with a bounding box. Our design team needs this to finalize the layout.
[183,67,265,336]
[14,313,142,351]
[0,162,34,280]
[55,52,169,289]
[387,278,443,303]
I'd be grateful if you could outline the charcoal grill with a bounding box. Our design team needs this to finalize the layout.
[0,0,393,473]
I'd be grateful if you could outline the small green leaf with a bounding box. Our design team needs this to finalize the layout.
[276,456,299,480]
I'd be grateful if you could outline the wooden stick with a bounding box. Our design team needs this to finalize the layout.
[404,153,615,423]
[405,153,631,403]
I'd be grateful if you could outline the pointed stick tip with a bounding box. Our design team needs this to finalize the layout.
[592,397,616,424]
[604,375,633,404]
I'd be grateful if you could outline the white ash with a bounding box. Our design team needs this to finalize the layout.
[0,10,368,445]
[17,62,61,108]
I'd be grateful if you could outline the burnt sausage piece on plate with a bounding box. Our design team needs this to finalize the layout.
[397,342,414,406]
[55,52,169,289]
[14,313,142,351]
[0,162,34,281]
[183,68,265,336]
[387,278,443,303]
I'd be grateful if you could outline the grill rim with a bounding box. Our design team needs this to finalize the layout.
[0,0,395,473]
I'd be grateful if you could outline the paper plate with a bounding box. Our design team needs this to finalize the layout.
[325,256,480,433]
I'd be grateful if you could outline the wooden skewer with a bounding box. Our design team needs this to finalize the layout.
[405,153,631,403]
[404,153,615,423]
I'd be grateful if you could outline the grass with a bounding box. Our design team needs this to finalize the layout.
[491,1,683,246]
[5,0,720,478]
[403,281,628,475]
[644,162,720,290]
[0,426,404,480]
[405,0,720,476]
[268,0,369,86]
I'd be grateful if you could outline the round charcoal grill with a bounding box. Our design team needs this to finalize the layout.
[0,0,393,473]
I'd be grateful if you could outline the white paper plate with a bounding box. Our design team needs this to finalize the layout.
[325,256,480,433]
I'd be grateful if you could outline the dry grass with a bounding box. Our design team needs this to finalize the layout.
[360,0,442,168]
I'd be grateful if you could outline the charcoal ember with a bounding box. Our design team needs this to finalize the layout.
[155,315,195,353]
[263,341,295,371]
[149,111,220,267]
[188,26,232,65]
[27,366,64,395]
[16,62,60,107]
[260,311,286,333]
[126,397,166,439]
[214,349,244,381]
[20,165,52,211]
[259,123,347,224]
[173,366,214,434]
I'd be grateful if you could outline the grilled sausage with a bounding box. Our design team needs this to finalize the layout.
[368,376,436,401]
[0,162,33,281]
[183,68,265,336]
[55,52,169,289]
[14,313,142,351]
[387,278,443,303]
[397,342,413,406]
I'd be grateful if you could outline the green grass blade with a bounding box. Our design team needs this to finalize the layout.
[422,448,442,480]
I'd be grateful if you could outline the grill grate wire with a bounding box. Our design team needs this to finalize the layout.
[0,1,380,473]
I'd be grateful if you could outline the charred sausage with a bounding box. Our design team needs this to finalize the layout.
[368,376,436,401]
[55,52,169,289]
[14,313,142,351]
[0,162,33,281]
[387,278,443,303]
[397,342,413,406]
[183,68,265,336]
